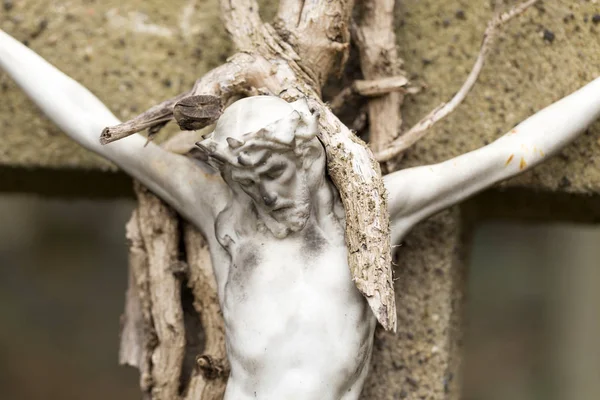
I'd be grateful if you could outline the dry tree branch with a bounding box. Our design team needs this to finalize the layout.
[302,95,396,331]
[354,0,404,154]
[273,3,396,326]
[100,91,191,145]
[100,57,270,145]
[103,0,396,330]
[120,184,188,400]
[219,0,311,85]
[376,0,539,162]
[120,209,154,392]
[120,188,228,400]
[135,184,185,400]
[353,76,409,97]
[183,225,228,400]
[274,0,355,87]
[219,0,266,52]
[329,76,408,114]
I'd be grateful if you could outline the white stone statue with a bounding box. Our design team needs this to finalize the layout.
[2,28,600,400]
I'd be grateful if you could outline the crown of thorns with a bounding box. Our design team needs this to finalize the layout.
[195,107,319,170]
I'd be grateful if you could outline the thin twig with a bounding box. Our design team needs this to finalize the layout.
[101,55,265,146]
[353,0,404,155]
[100,91,190,145]
[376,0,539,162]
[330,76,409,113]
[354,76,409,96]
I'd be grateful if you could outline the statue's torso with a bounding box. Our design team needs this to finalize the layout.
[214,220,376,400]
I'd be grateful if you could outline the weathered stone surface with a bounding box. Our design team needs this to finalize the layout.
[1,0,232,172]
[2,1,598,195]
[396,0,600,195]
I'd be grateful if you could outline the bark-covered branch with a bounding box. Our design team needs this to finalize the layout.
[354,0,404,154]
[100,91,192,145]
[183,225,228,400]
[275,0,355,87]
[307,98,395,330]
[219,0,266,52]
[329,76,408,113]
[120,185,228,399]
[120,209,154,392]
[376,0,539,162]
[101,55,271,144]
[135,184,185,400]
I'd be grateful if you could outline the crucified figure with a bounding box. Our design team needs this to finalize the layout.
[1,12,600,400]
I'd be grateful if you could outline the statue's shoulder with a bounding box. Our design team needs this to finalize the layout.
[214,202,259,252]
[214,206,236,252]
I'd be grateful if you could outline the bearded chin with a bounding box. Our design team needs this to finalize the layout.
[263,202,311,239]
[283,202,311,232]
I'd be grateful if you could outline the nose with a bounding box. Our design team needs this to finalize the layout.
[259,184,277,207]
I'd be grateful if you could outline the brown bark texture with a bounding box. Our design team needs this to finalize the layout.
[120,182,228,400]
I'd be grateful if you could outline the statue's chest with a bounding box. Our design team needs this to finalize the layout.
[219,224,373,392]
[221,224,353,319]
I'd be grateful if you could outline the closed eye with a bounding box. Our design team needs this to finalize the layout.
[237,178,254,186]
[264,165,286,180]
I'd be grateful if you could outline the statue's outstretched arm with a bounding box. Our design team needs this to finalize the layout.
[0,29,227,233]
[385,77,600,243]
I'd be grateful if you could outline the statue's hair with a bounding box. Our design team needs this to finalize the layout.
[196,97,319,170]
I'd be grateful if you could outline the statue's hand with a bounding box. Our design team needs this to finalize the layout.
[384,77,600,244]
[0,28,229,234]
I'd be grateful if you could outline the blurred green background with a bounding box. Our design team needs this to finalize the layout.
[0,196,598,400]
[0,196,138,400]
[464,222,600,400]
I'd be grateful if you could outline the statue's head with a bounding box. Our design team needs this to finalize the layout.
[196,96,326,237]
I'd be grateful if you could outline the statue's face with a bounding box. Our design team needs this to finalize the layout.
[197,95,326,236]
[229,149,311,233]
